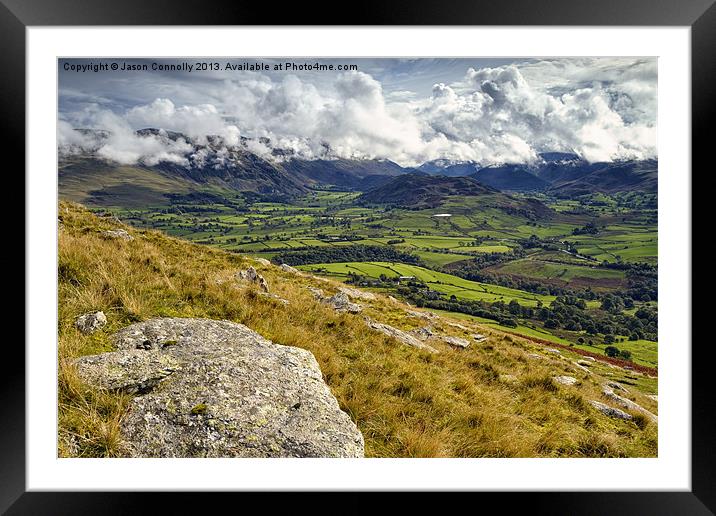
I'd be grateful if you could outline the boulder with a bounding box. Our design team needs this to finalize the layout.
[338,286,376,301]
[237,266,269,293]
[280,263,302,275]
[443,336,470,349]
[472,333,487,342]
[581,356,596,362]
[410,326,435,341]
[602,386,657,423]
[101,229,134,241]
[406,310,439,321]
[323,292,362,313]
[306,286,325,299]
[577,360,593,367]
[589,400,633,420]
[259,292,290,306]
[546,348,561,354]
[553,375,578,386]
[607,381,629,393]
[255,258,271,266]
[365,318,438,353]
[75,311,107,334]
[75,318,364,458]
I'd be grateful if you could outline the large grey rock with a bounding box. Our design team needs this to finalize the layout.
[602,386,657,423]
[101,229,134,241]
[237,266,269,293]
[410,326,435,341]
[323,292,362,313]
[75,311,107,334]
[280,263,302,275]
[338,286,376,301]
[472,333,487,342]
[589,400,633,420]
[75,318,364,458]
[365,318,438,353]
[75,349,181,394]
[443,336,470,349]
[553,375,578,386]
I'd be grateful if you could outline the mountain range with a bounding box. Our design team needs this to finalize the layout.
[59,128,657,207]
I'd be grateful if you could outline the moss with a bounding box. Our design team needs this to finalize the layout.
[190,403,208,415]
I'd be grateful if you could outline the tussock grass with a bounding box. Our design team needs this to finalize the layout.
[57,202,657,458]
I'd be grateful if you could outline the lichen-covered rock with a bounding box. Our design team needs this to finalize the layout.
[338,286,376,301]
[259,292,290,305]
[577,360,593,367]
[323,292,362,313]
[606,381,629,393]
[101,229,134,241]
[589,400,633,420]
[406,310,439,321]
[255,258,271,266]
[602,386,657,423]
[76,318,365,458]
[472,333,487,342]
[306,286,325,299]
[74,349,181,394]
[553,375,578,386]
[443,336,470,349]
[237,266,269,292]
[280,263,302,275]
[365,318,438,353]
[546,348,561,354]
[75,311,107,334]
[410,326,434,341]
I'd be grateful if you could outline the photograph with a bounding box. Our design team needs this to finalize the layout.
[57,56,660,459]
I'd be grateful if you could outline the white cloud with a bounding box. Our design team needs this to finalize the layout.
[59,59,657,167]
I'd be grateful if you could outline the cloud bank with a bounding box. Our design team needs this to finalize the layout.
[59,58,657,167]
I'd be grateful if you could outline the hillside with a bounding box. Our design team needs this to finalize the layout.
[547,160,658,197]
[58,201,658,458]
[357,173,497,208]
[283,158,408,190]
[471,165,551,192]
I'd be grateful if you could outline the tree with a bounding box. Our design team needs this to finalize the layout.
[605,346,620,358]
[619,349,632,361]
[604,334,615,344]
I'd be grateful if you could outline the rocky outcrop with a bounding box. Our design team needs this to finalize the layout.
[323,292,362,313]
[406,310,439,321]
[443,336,470,349]
[280,263,302,275]
[607,381,629,393]
[472,333,487,342]
[75,311,107,334]
[338,286,376,301]
[74,318,364,458]
[410,327,435,341]
[553,375,578,386]
[589,400,633,420]
[101,229,134,241]
[255,258,271,266]
[237,266,269,292]
[365,318,438,353]
[602,386,657,423]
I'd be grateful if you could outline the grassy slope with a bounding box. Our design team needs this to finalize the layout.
[297,261,556,307]
[58,202,657,458]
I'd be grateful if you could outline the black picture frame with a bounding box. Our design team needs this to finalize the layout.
[4,0,711,513]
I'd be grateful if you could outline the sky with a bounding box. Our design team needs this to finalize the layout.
[58,57,657,167]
